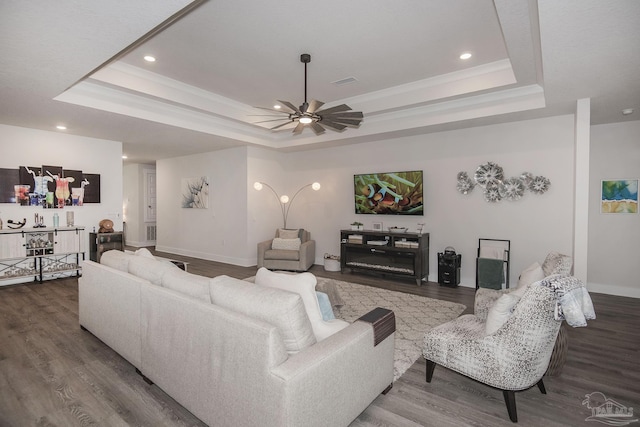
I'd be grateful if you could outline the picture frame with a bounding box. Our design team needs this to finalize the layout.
[601,179,638,214]
[372,222,383,231]
[181,176,209,209]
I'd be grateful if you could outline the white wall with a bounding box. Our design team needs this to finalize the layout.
[0,124,123,248]
[156,115,576,287]
[282,115,576,287]
[247,146,288,245]
[155,146,250,264]
[588,120,640,297]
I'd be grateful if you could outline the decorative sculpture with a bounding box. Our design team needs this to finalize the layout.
[457,162,551,202]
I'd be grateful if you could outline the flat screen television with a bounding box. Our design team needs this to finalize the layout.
[354,170,423,215]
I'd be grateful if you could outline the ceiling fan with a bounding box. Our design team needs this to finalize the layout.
[254,53,363,135]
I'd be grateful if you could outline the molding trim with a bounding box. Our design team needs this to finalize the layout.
[155,245,254,267]
[588,282,640,299]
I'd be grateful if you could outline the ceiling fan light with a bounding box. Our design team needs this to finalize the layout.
[299,117,313,124]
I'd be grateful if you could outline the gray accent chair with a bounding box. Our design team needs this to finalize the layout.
[423,279,569,423]
[257,229,315,271]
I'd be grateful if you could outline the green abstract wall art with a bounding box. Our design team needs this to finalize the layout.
[601,179,638,214]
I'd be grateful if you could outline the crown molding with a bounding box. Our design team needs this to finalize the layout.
[56,59,543,150]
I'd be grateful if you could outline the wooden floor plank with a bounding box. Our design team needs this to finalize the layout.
[1,250,638,426]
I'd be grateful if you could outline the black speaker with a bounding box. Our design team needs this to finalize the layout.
[438,252,461,287]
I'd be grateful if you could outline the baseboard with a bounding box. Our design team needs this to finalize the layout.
[125,239,156,248]
[154,245,254,267]
[587,282,640,299]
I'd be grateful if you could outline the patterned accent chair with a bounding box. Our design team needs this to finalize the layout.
[257,228,315,272]
[423,279,570,423]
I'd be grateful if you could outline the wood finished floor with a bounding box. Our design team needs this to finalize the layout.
[1,249,639,426]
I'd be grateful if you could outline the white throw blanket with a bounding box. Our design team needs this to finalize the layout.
[538,275,596,327]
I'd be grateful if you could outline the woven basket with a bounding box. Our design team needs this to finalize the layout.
[323,258,341,272]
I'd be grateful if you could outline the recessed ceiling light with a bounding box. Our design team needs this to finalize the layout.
[122,155,128,159]
[622,108,634,115]
[56,125,67,130]
[274,105,281,109]
[144,55,156,62]
[460,52,472,60]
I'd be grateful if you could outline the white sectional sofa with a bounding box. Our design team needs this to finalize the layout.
[78,250,395,427]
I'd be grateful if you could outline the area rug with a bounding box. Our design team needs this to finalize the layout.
[322,278,466,381]
[245,275,466,381]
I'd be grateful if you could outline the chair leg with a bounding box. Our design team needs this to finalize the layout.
[425,360,436,383]
[502,390,518,423]
[537,379,547,394]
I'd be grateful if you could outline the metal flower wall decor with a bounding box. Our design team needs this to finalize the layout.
[457,162,550,203]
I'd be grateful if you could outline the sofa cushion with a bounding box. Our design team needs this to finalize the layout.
[161,269,211,302]
[128,256,179,285]
[485,293,520,335]
[100,249,134,272]
[209,275,316,355]
[271,237,301,251]
[264,249,300,261]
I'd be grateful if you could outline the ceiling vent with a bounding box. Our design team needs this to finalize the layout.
[332,76,358,86]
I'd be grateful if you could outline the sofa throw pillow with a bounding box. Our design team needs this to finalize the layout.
[134,247,155,259]
[485,293,520,335]
[272,237,301,251]
[209,275,316,355]
[516,262,545,288]
[255,267,319,318]
[254,267,348,341]
[542,252,573,276]
[128,256,179,285]
[278,228,300,239]
[316,291,335,321]
[161,269,211,302]
[99,249,134,272]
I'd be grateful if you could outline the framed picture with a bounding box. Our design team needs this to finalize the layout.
[601,179,638,214]
[181,176,209,208]
[372,222,383,231]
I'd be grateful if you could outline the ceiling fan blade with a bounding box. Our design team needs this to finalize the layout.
[292,122,305,134]
[277,100,301,114]
[327,117,362,126]
[255,118,292,124]
[320,119,347,131]
[253,106,287,113]
[271,121,295,130]
[311,122,325,135]
[307,99,325,114]
[331,111,364,119]
[315,104,352,115]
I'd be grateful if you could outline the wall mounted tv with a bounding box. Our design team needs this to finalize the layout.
[354,171,423,215]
